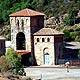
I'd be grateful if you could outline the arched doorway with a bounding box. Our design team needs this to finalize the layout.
[44,53,50,65]
[43,48,50,65]
[16,32,26,50]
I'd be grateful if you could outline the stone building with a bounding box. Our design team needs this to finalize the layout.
[10,8,64,66]
[34,28,63,65]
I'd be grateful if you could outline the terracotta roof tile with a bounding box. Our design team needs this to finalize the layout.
[10,8,45,17]
[34,28,64,36]
[16,50,31,55]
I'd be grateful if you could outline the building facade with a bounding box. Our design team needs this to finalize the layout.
[34,28,63,65]
[10,8,64,65]
[10,9,44,52]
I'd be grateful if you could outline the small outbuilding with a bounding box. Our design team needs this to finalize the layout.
[33,28,64,65]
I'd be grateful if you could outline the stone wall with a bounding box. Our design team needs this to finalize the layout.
[34,36,55,65]
[54,35,64,64]
[10,17,31,51]
[10,16,44,52]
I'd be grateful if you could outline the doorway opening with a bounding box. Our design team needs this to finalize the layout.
[21,53,32,66]
[44,53,50,65]
[16,32,26,50]
[43,48,50,65]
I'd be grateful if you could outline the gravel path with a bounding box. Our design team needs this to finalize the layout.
[24,67,80,80]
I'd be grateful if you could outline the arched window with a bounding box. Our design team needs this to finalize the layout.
[16,19,19,30]
[26,19,28,23]
[21,19,24,27]
[17,19,19,26]
[47,38,50,42]
[37,38,39,42]
[11,19,13,23]
[42,38,45,42]
[21,19,24,31]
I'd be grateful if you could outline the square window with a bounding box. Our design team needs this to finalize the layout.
[37,38,39,42]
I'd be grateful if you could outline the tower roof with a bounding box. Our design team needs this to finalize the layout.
[34,28,64,36]
[9,8,45,17]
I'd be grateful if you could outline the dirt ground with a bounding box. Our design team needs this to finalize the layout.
[0,73,21,80]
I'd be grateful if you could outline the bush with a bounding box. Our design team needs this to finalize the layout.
[63,29,71,41]
[6,48,25,75]
[70,32,77,41]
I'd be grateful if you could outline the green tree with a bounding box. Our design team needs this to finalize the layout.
[64,9,78,26]
[63,29,70,41]
[70,32,77,41]
[6,48,25,75]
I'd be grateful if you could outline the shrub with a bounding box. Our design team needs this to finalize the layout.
[63,29,71,41]
[6,48,25,75]
[70,32,77,41]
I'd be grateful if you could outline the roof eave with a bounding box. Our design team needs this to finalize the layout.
[33,34,64,36]
[9,15,45,17]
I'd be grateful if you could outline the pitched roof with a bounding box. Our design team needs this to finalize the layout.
[65,42,80,49]
[34,28,64,36]
[9,8,45,17]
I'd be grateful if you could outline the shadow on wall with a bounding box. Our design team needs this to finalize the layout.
[21,53,32,66]
[21,52,37,67]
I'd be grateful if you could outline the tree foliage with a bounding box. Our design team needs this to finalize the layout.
[63,24,80,42]
[0,0,80,24]
[0,0,80,41]
[6,48,25,75]
[63,9,79,26]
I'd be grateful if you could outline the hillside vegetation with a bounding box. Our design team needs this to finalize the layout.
[0,0,80,24]
[0,0,80,41]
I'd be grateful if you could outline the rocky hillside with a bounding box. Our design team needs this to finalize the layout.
[45,16,80,42]
[0,15,80,42]
[0,0,80,41]
[0,24,10,40]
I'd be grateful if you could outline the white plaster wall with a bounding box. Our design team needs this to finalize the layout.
[34,36,55,65]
